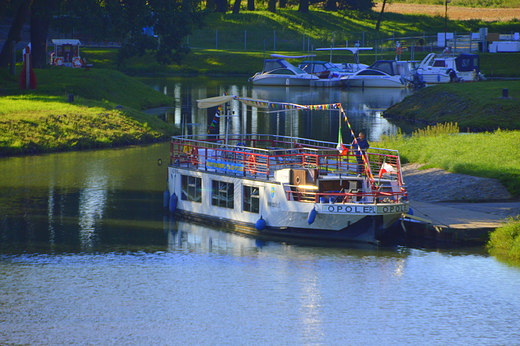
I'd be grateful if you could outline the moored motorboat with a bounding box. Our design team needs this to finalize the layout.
[415,52,484,84]
[249,54,319,86]
[165,95,409,244]
[341,60,414,88]
[315,46,372,74]
[298,60,351,87]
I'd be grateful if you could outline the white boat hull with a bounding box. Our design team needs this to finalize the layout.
[417,72,452,84]
[310,78,343,87]
[251,75,317,86]
[342,76,407,88]
[167,166,408,244]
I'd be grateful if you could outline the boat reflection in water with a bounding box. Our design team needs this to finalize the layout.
[250,86,412,141]
[251,86,412,115]
[164,218,395,255]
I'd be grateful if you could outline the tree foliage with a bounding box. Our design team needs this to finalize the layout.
[59,0,208,66]
[0,0,207,71]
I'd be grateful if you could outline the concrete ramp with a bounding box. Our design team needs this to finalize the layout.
[402,201,520,244]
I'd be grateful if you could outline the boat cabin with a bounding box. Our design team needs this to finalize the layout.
[51,39,83,68]
[453,53,480,73]
[298,61,346,78]
[421,53,481,74]
[369,60,402,76]
[261,59,307,75]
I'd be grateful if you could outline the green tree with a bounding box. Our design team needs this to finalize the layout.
[1,0,207,71]
[147,0,207,65]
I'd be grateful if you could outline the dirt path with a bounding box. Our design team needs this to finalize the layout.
[374,3,520,21]
[401,163,512,203]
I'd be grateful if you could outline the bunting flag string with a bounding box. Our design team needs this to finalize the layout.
[207,105,222,134]
[235,96,343,112]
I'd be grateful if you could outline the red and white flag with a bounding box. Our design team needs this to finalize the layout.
[378,162,395,178]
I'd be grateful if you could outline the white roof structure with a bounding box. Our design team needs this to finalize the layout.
[52,39,82,46]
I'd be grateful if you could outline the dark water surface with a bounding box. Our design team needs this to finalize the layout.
[2,80,520,345]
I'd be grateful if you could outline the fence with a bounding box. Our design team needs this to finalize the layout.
[185,28,487,56]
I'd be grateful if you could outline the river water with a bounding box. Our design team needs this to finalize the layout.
[1,78,520,345]
[140,76,418,142]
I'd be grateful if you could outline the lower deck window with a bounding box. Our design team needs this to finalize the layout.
[243,185,259,213]
[181,175,202,202]
[212,180,234,209]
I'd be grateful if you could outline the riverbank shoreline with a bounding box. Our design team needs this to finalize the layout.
[403,163,520,217]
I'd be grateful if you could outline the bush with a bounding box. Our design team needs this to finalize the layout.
[487,216,520,264]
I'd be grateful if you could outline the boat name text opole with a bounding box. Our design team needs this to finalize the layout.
[321,204,409,214]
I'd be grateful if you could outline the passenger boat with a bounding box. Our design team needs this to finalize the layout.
[165,95,409,244]
[341,60,415,88]
[415,52,484,84]
[249,54,319,86]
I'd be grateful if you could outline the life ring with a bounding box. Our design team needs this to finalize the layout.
[190,148,199,166]
[246,154,257,174]
[72,57,82,68]
[54,57,64,66]
[396,47,403,55]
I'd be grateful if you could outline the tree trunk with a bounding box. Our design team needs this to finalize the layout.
[268,0,276,13]
[0,0,32,69]
[29,10,51,68]
[232,0,241,14]
[206,0,216,11]
[247,0,255,11]
[215,0,228,13]
[298,0,308,13]
[375,0,387,32]
[324,0,337,11]
[279,0,287,8]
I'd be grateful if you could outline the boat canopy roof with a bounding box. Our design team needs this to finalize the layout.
[316,47,372,52]
[196,95,343,112]
[261,59,308,74]
[367,60,400,75]
[455,53,480,72]
[52,39,81,46]
[298,61,344,73]
[270,54,316,59]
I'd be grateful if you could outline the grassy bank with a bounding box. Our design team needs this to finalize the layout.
[384,80,520,131]
[0,67,177,156]
[374,123,520,197]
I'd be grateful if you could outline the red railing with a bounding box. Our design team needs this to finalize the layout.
[169,135,407,203]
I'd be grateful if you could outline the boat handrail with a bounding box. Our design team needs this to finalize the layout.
[170,134,399,155]
[170,136,404,186]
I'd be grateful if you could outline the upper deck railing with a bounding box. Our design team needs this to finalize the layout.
[169,134,404,186]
